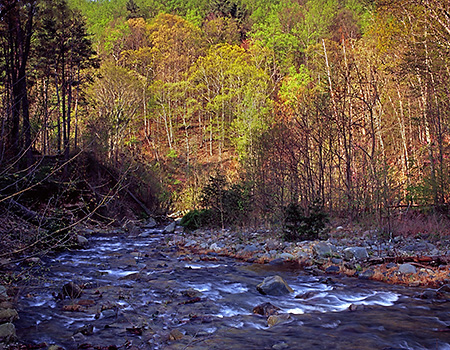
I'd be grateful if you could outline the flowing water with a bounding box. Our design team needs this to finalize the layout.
[15,231,450,349]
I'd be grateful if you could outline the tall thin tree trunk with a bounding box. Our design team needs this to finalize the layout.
[55,71,62,153]
[74,66,80,151]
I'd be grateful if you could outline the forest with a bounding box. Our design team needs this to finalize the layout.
[1,0,450,236]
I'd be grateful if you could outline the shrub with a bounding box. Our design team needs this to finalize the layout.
[282,202,328,241]
[179,209,213,231]
[181,173,252,229]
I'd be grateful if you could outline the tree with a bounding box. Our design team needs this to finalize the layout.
[0,0,36,167]
[126,0,142,19]
[88,63,143,166]
[202,15,241,46]
[34,0,96,162]
[188,43,272,161]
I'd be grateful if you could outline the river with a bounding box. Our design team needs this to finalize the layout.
[14,231,450,349]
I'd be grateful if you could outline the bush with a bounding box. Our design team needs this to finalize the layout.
[282,202,328,241]
[180,173,252,229]
[179,209,213,230]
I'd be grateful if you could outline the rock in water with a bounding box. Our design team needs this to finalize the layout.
[253,302,280,316]
[0,323,16,342]
[256,275,293,296]
[325,265,340,273]
[0,286,8,301]
[62,282,82,299]
[143,217,157,229]
[169,329,183,341]
[76,235,89,248]
[163,222,176,233]
[267,314,291,327]
[358,269,374,280]
[0,309,18,323]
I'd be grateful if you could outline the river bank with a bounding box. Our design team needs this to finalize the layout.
[160,222,450,288]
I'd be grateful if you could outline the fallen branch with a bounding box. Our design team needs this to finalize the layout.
[368,255,449,267]
[2,198,49,227]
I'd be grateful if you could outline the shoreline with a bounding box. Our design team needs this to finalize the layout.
[163,225,450,289]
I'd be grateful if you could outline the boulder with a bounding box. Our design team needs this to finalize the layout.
[268,258,285,266]
[278,253,295,261]
[325,265,340,273]
[265,239,280,251]
[209,243,222,252]
[252,302,280,316]
[257,276,293,296]
[0,286,8,301]
[358,269,374,279]
[163,222,176,234]
[331,258,343,264]
[101,309,118,319]
[0,302,13,309]
[143,217,157,229]
[76,235,89,248]
[267,314,291,327]
[0,323,16,342]
[312,242,336,258]
[343,247,369,261]
[184,240,197,248]
[0,309,18,323]
[243,244,260,253]
[418,289,439,299]
[349,304,365,311]
[398,263,417,274]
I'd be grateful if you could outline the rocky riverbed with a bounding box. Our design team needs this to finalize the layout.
[161,223,450,288]
[1,222,449,349]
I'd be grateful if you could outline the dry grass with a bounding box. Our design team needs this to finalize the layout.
[368,263,449,287]
[389,211,450,239]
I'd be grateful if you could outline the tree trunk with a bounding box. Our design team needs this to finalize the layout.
[5,0,35,167]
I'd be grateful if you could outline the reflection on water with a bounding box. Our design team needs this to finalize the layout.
[15,233,450,350]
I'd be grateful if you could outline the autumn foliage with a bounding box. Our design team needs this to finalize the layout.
[1,0,450,230]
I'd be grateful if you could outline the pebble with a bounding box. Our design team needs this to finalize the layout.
[169,329,183,341]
